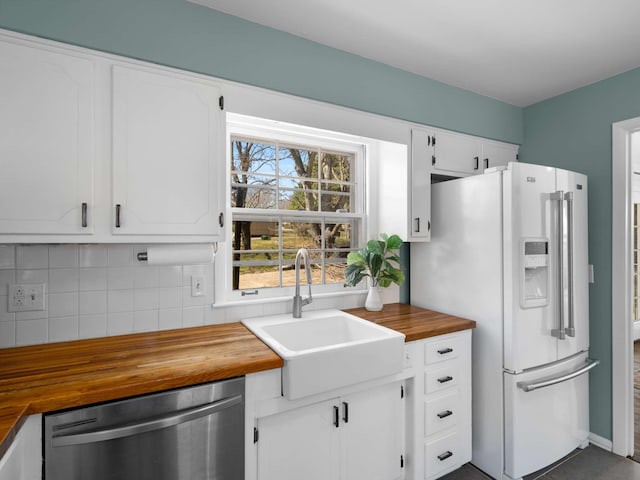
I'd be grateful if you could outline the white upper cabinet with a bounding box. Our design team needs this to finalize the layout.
[431,130,482,175]
[410,129,432,241]
[0,32,226,243]
[112,65,223,236]
[481,140,518,170]
[0,40,94,235]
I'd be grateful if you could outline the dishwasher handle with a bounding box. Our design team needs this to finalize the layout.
[52,394,242,447]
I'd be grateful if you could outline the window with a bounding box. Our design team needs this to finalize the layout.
[228,115,365,296]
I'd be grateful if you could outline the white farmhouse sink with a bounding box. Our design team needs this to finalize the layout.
[242,309,405,399]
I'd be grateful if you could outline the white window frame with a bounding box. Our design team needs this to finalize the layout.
[224,113,369,301]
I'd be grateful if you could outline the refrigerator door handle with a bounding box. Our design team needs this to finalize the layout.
[516,358,599,392]
[550,191,566,340]
[564,191,575,337]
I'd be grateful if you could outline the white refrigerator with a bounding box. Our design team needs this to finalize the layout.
[411,162,599,480]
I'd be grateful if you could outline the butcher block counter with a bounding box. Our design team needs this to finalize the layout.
[0,303,474,458]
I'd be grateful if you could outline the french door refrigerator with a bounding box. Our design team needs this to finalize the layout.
[411,162,598,480]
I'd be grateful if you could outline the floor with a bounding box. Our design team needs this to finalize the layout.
[440,445,640,479]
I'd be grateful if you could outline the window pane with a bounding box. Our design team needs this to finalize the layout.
[231,139,277,208]
[320,152,352,183]
[320,190,351,213]
[282,220,323,250]
[232,184,277,209]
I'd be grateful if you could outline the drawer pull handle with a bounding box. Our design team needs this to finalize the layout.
[333,405,339,428]
[437,410,453,419]
[438,451,453,461]
[437,347,453,355]
[437,376,453,384]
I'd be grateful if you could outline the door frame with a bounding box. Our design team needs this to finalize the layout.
[611,118,640,456]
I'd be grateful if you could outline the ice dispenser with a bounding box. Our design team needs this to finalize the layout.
[521,239,549,308]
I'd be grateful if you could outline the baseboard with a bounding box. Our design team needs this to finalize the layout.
[589,432,613,451]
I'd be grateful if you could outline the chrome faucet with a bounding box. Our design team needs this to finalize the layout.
[293,248,313,318]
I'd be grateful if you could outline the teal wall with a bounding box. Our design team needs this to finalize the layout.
[522,67,640,440]
[0,0,522,144]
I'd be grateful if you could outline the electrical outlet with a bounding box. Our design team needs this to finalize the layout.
[8,283,46,312]
[191,276,205,297]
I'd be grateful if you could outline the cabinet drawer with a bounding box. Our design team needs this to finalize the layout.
[425,431,461,478]
[425,390,460,436]
[425,361,459,395]
[424,336,461,365]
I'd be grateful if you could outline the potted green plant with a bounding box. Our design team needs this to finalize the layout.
[345,233,405,311]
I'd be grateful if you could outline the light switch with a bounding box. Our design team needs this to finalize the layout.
[191,276,205,297]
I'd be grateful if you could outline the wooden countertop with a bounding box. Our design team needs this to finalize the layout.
[0,303,474,459]
[344,303,476,342]
[0,322,282,458]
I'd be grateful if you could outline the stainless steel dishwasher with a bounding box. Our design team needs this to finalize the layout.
[44,376,244,480]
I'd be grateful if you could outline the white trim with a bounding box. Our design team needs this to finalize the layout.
[611,118,640,457]
[589,432,614,452]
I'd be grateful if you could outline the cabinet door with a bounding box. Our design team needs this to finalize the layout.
[257,399,340,480]
[432,131,481,175]
[343,382,404,480]
[0,40,94,235]
[112,65,223,236]
[482,141,517,170]
[410,129,431,241]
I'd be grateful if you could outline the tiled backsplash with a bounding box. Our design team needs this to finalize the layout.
[0,245,368,348]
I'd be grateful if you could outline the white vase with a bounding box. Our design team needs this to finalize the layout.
[365,286,383,311]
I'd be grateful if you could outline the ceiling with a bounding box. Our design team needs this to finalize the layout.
[190,0,640,107]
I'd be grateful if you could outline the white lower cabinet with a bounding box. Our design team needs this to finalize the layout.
[0,414,42,480]
[247,329,472,480]
[249,377,405,480]
[415,330,472,480]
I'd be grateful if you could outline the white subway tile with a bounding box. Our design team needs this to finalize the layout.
[182,286,206,307]
[107,290,134,313]
[158,287,182,309]
[48,268,79,293]
[16,269,48,284]
[134,288,159,311]
[182,265,205,286]
[79,268,107,291]
[108,267,134,290]
[16,318,48,345]
[263,301,288,316]
[205,306,225,325]
[48,316,79,342]
[16,245,48,269]
[49,292,79,318]
[159,309,182,330]
[0,320,16,347]
[79,245,108,267]
[0,270,15,293]
[158,266,182,287]
[107,245,133,267]
[225,305,246,322]
[134,266,159,289]
[0,296,15,322]
[79,314,107,339]
[107,312,134,335]
[48,245,78,268]
[0,245,15,269]
[182,306,205,327]
[134,310,158,332]
[79,291,107,315]
[243,303,264,320]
